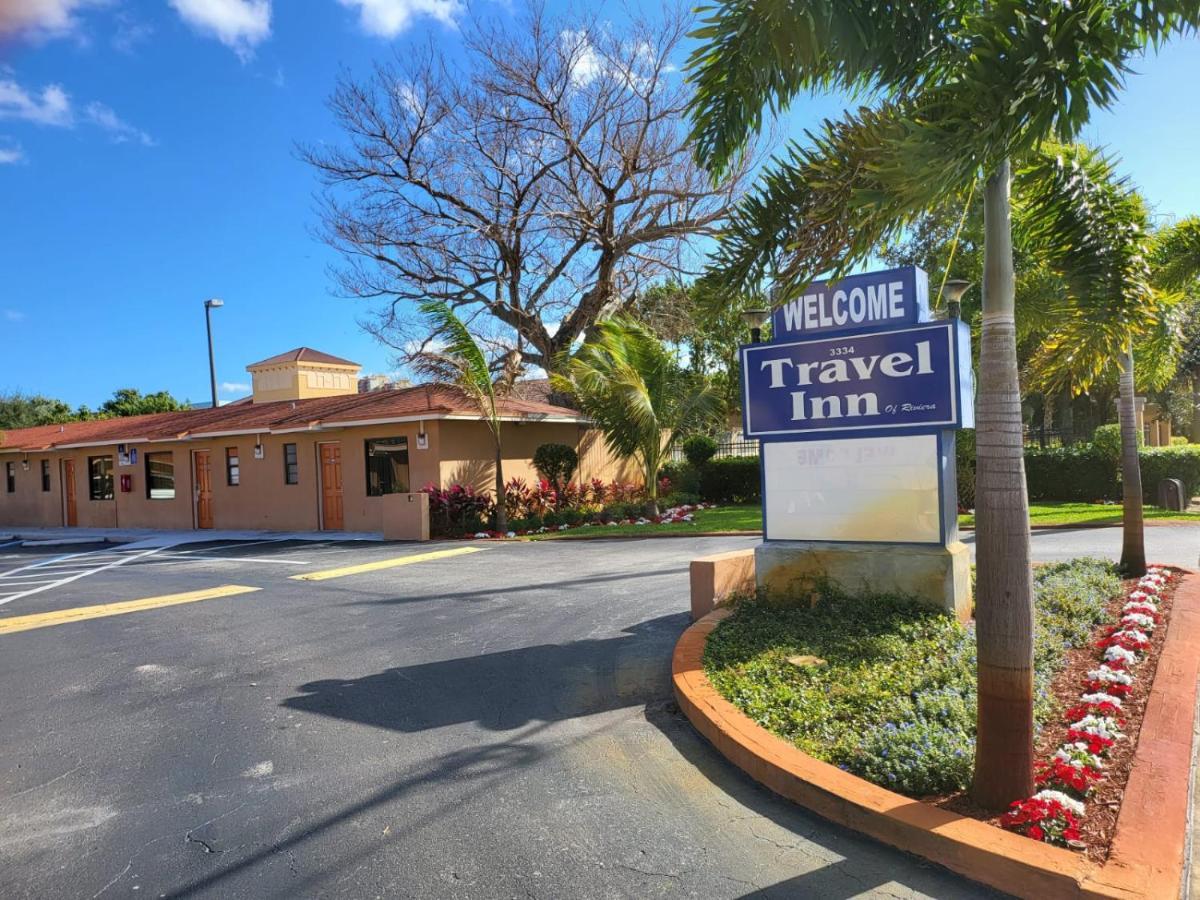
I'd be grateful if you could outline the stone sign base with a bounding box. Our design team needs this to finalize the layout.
[755,540,971,620]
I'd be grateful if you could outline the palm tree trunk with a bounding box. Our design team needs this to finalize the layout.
[971,159,1036,811]
[494,441,508,534]
[643,451,660,518]
[1118,344,1146,575]
[1190,367,1200,444]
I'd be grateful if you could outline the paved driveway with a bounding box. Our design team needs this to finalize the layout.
[0,535,1001,899]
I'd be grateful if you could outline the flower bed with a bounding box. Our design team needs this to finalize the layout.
[999,566,1179,857]
[702,559,1121,797]
[467,503,718,539]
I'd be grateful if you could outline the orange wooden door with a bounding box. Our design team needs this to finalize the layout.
[63,459,77,527]
[194,451,214,529]
[320,443,344,531]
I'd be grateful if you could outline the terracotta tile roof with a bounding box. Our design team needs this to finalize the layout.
[246,347,361,368]
[0,384,585,452]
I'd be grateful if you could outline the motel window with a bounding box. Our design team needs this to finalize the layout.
[283,443,299,485]
[88,456,114,501]
[226,448,240,486]
[4,462,13,493]
[145,452,175,500]
[365,437,410,496]
[41,460,51,492]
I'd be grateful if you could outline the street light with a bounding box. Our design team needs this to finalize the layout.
[942,279,971,320]
[204,298,224,409]
[740,308,770,344]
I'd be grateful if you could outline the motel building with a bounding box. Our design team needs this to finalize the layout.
[0,348,629,535]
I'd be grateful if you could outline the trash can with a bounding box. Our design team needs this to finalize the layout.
[1157,478,1186,512]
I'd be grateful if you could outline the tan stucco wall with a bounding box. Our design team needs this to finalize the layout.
[0,418,642,533]
[249,361,361,404]
[436,421,640,492]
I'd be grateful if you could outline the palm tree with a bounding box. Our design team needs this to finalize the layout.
[412,300,522,534]
[1016,144,1166,576]
[552,318,723,515]
[686,1,1198,808]
[1153,219,1200,441]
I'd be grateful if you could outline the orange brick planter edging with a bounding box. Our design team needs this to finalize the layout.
[671,571,1200,900]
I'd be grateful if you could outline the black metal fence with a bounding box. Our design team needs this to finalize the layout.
[669,439,759,462]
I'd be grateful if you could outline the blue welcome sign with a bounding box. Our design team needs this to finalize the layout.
[741,320,973,440]
[770,265,930,340]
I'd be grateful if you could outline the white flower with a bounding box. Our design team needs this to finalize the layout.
[607,521,618,526]
[1069,715,1124,741]
[1124,601,1158,616]
[558,524,569,531]
[1088,665,1134,686]
[1121,613,1156,630]
[1079,692,1122,709]
[473,532,489,539]
[505,531,516,538]
[1033,790,1085,817]
[1127,591,1155,604]
[1113,628,1150,644]
[1054,744,1104,769]
[1103,645,1138,666]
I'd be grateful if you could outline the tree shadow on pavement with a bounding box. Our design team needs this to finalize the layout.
[282,613,689,732]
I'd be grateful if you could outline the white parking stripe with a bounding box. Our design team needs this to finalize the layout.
[0,547,164,606]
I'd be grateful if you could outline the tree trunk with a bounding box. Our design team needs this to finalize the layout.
[1191,367,1200,444]
[1118,345,1146,575]
[971,159,1036,811]
[644,460,659,518]
[494,442,508,534]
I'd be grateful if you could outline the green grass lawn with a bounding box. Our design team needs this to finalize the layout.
[524,503,762,539]
[523,500,1198,539]
[958,501,1200,528]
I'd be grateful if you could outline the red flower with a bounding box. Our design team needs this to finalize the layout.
[1028,825,1045,842]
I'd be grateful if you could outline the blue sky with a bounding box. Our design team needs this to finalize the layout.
[1,2,1197,409]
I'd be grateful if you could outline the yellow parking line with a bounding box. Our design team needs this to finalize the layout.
[0,585,261,636]
[291,546,485,581]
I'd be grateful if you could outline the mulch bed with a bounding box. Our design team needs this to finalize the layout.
[938,566,1180,862]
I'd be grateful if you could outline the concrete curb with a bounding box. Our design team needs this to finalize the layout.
[672,571,1200,899]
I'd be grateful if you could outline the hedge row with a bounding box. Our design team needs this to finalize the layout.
[971,443,1200,505]
[670,442,1200,507]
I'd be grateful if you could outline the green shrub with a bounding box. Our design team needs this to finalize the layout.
[1172,435,1189,446]
[703,558,1118,797]
[541,510,562,527]
[659,461,701,496]
[1024,446,1119,501]
[1091,422,1136,459]
[668,491,701,507]
[698,456,761,503]
[682,434,719,467]
[533,443,578,505]
[1139,445,1200,503]
[955,430,976,509]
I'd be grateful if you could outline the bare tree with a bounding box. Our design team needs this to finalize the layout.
[303,1,747,372]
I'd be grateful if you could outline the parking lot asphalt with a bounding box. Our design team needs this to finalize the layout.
[0,534,1003,900]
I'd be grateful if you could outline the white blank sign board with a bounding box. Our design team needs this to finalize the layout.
[763,434,941,543]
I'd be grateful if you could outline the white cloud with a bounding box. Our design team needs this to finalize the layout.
[3,309,27,322]
[220,381,251,393]
[337,0,462,38]
[168,0,271,60]
[0,0,96,41]
[561,29,602,87]
[0,79,72,126]
[0,140,23,164]
[85,101,155,146]
[112,14,154,54]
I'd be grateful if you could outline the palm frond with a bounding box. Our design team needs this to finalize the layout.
[1153,217,1200,291]
[685,0,953,175]
[412,299,500,434]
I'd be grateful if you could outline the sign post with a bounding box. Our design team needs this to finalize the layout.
[740,266,974,618]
